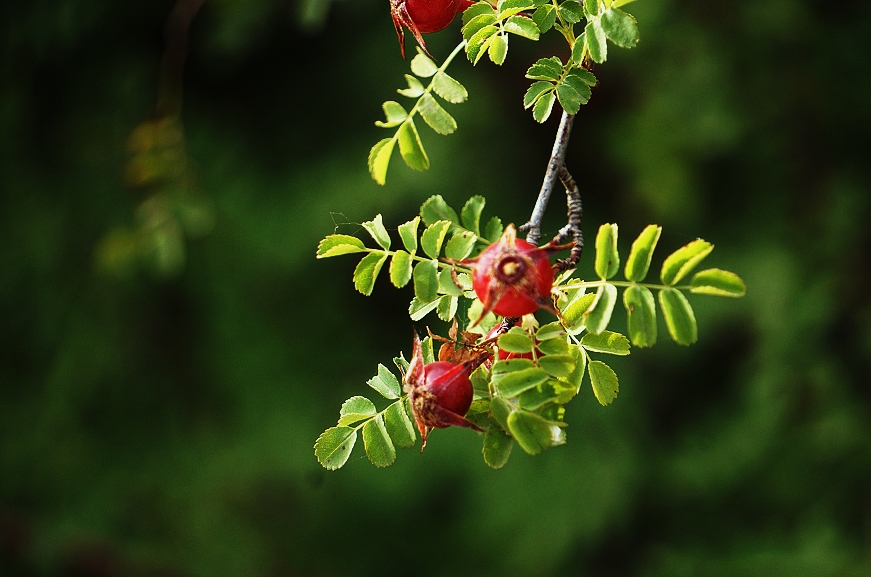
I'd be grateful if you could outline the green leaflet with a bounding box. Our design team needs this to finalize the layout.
[623,285,657,347]
[601,8,639,48]
[338,396,377,426]
[504,15,540,40]
[488,33,508,65]
[661,239,714,285]
[420,195,460,227]
[588,360,618,406]
[445,230,477,260]
[367,364,402,399]
[410,50,438,77]
[413,259,440,303]
[363,415,396,467]
[432,71,468,103]
[421,220,451,258]
[584,283,618,335]
[362,214,391,250]
[398,217,420,253]
[482,426,514,469]
[493,365,550,398]
[484,216,503,243]
[461,196,486,236]
[375,101,408,127]
[409,296,440,321]
[594,223,620,279]
[437,294,458,321]
[580,330,631,356]
[368,138,395,186]
[397,120,430,171]
[690,268,747,297]
[498,328,534,353]
[418,93,457,135]
[353,252,388,295]
[507,410,565,455]
[659,288,698,345]
[624,224,661,282]
[384,400,416,448]
[533,91,556,123]
[585,19,608,63]
[314,427,358,470]
[316,234,366,258]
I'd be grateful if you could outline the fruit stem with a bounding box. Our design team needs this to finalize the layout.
[519,110,575,246]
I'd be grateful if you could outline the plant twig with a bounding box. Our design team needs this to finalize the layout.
[553,164,583,272]
[519,110,575,245]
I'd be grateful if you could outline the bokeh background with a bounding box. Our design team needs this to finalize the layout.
[2,0,870,575]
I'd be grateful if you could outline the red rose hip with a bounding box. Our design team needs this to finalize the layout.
[390,0,474,57]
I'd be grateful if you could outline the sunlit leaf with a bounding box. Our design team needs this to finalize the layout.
[498,328,534,353]
[410,49,439,77]
[659,288,698,345]
[397,120,429,171]
[462,1,496,26]
[624,224,661,282]
[397,74,425,98]
[362,214,391,250]
[504,15,540,39]
[338,396,377,426]
[353,252,388,295]
[445,230,477,260]
[368,138,395,185]
[437,294,458,321]
[413,259,440,303]
[690,268,747,297]
[584,282,618,334]
[580,330,630,355]
[482,426,514,468]
[398,216,420,253]
[601,8,639,48]
[374,101,408,127]
[585,19,608,63]
[314,427,357,470]
[562,290,596,334]
[384,399,416,448]
[488,33,508,65]
[588,360,618,406]
[484,216,504,242]
[538,354,575,377]
[507,410,565,455]
[432,71,468,103]
[362,415,396,467]
[421,220,452,258]
[535,322,565,341]
[537,336,568,355]
[524,81,553,109]
[389,250,413,288]
[556,82,582,115]
[660,239,714,285]
[316,234,366,258]
[623,285,657,347]
[494,366,550,397]
[409,296,440,321]
[594,223,619,279]
[461,195,486,235]
[418,93,457,135]
[559,0,583,23]
[533,91,556,123]
[368,364,402,399]
[420,195,460,226]
[532,4,556,33]
[526,56,563,81]
[467,25,499,64]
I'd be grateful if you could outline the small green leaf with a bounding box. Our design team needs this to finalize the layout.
[384,399,416,448]
[420,195,460,226]
[571,35,586,65]
[623,285,657,347]
[567,344,587,392]
[362,214,391,250]
[537,336,568,355]
[363,415,396,467]
[463,13,498,40]
[338,396,377,426]
[467,25,499,64]
[611,0,636,7]
[559,0,583,23]
[316,234,366,258]
[569,68,597,85]
[505,15,540,40]
[484,216,503,242]
[445,230,477,260]
[490,396,513,432]
[437,294,458,321]
[601,8,639,48]
[659,288,698,345]
[394,354,410,375]
[594,223,620,279]
[397,74,425,98]
[585,19,608,63]
[562,73,592,105]
[507,410,565,455]
[410,49,439,77]
[584,283,618,334]
[532,5,556,33]
[538,354,575,378]
[588,360,618,406]
[533,91,556,123]
[432,71,468,103]
[397,120,429,171]
[462,1,496,26]
[483,426,514,468]
[409,296,440,321]
[375,101,408,127]
[536,322,565,341]
[561,290,596,334]
[368,364,402,399]
[624,224,661,282]
[421,336,435,364]
[421,220,451,258]
[524,81,554,109]
[390,250,413,288]
[368,138,396,185]
[488,33,508,65]
[494,366,550,398]
[518,382,559,410]
[418,93,457,135]
[556,82,582,115]
[498,0,535,11]
[413,259,440,303]
[580,330,630,355]
[398,216,420,253]
[461,195,486,235]
[314,426,357,470]
[583,0,599,17]
[353,252,388,295]
[690,268,747,297]
[526,57,563,81]
[498,329,534,353]
[660,239,714,285]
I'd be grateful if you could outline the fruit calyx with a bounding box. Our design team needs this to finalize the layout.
[403,332,487,451]
[390,0,473,58]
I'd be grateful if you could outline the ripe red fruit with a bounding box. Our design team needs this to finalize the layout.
[391,0,474,58]
[469,224,564,320]
[403,332,485,450]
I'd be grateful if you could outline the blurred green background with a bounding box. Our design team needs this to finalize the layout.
[2,0,870,575]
